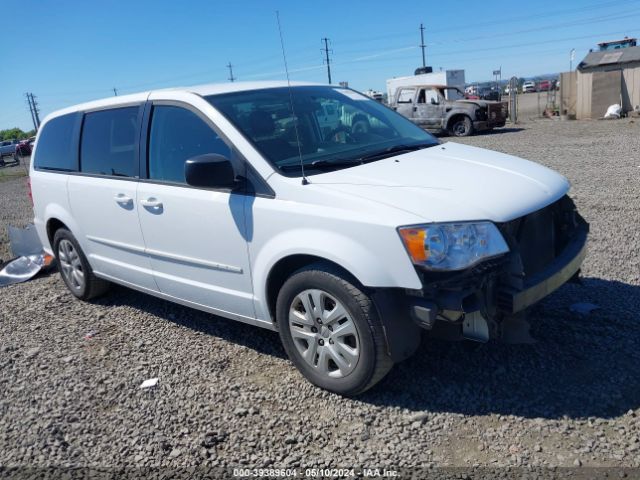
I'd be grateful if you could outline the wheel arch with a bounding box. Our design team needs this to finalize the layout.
[265,254,357,324]
[41,203,82,253]
[446,111,473,130]
[46,218,69,248]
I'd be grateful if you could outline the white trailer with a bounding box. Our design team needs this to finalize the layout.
[386,70,465,103]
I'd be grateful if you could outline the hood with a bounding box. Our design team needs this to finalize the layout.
[456,99,500,108]
[308,142,569,223]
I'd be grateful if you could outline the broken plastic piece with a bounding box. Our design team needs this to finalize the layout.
[0,254,46,287]
[140,378,159,389]
[8,224,43,257]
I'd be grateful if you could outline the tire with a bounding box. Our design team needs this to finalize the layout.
[449,115,474,137]
[53,228,110,300]
[275,262,393,395]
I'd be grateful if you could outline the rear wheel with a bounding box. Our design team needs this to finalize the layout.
[449,115,474,137]
[53,228,109,300]
[276,263,393,395]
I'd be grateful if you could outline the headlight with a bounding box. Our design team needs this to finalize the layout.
[398,222,509,271]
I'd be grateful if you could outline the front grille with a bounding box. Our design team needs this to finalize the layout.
[497,196,580,277]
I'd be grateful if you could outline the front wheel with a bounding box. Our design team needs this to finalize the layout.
[449,116,474,137]
[276,263,393,395]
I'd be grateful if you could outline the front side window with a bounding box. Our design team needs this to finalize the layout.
[33,113,77,171]
[206,86,438,176]
[80,107,138,177]
[396,88,416,103]
[148,106,231,184]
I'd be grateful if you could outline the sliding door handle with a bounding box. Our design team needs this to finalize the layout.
[140,198,163,209]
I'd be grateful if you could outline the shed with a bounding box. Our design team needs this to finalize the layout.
[575,45,640,119]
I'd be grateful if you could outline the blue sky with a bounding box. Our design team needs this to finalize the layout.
[2,0,639,131]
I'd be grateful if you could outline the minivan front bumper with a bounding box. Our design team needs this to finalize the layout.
[402,196,589,331]
[497,220,587,313]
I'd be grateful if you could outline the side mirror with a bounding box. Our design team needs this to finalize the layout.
[430,98,438,105]
[185,153,238,189]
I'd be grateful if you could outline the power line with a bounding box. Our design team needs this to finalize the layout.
[321,38,332,84]
[227,62,236,82]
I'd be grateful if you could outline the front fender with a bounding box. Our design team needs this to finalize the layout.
[251,228,422,322]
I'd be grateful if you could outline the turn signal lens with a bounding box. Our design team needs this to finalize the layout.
[398,228,427,262]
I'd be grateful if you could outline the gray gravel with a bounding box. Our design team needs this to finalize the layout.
[0,157,30,264]
[0,119,639,472]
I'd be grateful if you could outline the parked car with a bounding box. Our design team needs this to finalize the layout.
[478,88,501,101]
[30,82,588,395]
[538,80,552,92]
[390,85,507,136]
[17,139,32,156]
[522,81,536,93]
[0,139,20,163]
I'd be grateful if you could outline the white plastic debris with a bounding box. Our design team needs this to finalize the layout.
[604,104,622,119]
[570,302,599,315]
[0,254,46,287]
[140,378,159,389]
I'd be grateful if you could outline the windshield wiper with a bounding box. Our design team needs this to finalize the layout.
[357,142,437,162]
[279,142,437,173]
[280,159,362,172]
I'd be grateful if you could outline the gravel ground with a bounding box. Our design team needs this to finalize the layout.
[0,157,30,264]
[1,119,639,475]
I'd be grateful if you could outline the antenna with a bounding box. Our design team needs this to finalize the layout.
[276,10,308,185]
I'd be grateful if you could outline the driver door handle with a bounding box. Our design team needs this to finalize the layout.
[140,197,163,208]
[113,193,133,205]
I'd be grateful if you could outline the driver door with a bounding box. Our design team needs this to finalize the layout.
[136,101,255,320]
[394,88,417,120]
[415,88,445,128]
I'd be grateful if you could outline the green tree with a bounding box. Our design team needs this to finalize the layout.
[0,128,30,141]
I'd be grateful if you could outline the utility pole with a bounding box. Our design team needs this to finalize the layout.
[569,48,575,72]
[227,62,236,82]
[322,38,332,84]
[25,93,37,131]
[419,23,426,68]
[28,93,41,130]
[113,87,118,96]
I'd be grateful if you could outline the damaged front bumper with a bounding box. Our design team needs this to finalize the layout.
[373,196,588,360]
[405,196,589,337]
[498,221,588,314]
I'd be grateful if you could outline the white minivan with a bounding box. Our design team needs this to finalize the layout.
[30,82,588,395]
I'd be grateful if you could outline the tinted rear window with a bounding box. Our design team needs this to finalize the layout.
[33,113,77,171]
[80,107,139,177]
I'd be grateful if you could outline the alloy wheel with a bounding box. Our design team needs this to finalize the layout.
[58,239,84,292]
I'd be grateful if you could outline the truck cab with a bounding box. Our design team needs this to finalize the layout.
[391,85,508,137]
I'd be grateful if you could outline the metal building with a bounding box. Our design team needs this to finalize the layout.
[575,39,640,119]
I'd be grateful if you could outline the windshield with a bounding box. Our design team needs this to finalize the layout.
[205,86,439,176]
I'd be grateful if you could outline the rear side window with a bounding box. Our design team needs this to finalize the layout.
[148,105,230,184]
[33,113,77,171]
[80,107,139,177]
